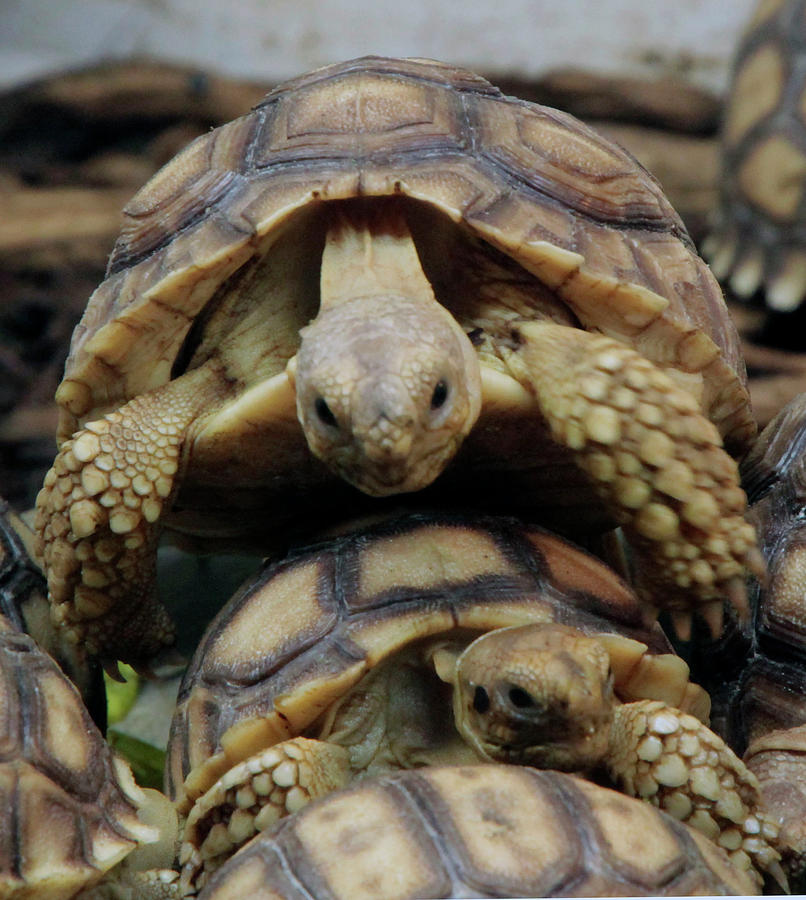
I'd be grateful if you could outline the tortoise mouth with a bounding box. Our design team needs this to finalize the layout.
[479,733,608,771]
[332,437,464,497]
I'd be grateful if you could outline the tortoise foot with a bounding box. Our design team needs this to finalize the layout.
[34,364,227,665]
[609,699,784,888]
[179,736,350,894]
[506,321,764,626]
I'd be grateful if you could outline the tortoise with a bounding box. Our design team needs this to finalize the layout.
[33,55,762,668]
[163,511,780,893]
[704,0,806,314]
[0,499,179,899]
[689,389,806,888]
[197,764,762,899]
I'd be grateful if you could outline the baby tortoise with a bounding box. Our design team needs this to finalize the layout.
[163,512,780,893]
[35,56,760,667]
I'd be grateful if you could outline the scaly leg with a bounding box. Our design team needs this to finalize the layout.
[608,699,784,887]
[34,363,230,666]
[745,723,806,887]
[502,321,764,634]
[179,736,350,894]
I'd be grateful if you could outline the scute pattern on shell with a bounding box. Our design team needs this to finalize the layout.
[57,55,751,452]
[0,614,154,898]
[0,496,48,633]
[165,512,678,806]
[197,765,760,899]
[733,389,806,748]
[706,0,806,311]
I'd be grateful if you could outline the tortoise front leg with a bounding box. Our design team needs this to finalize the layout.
[501,321,764,633]
[179,736,350,894]
[608,699,783,887]
[34,363,230,666]
[744,724,806,886]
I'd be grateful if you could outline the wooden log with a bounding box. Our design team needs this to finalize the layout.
[1,60,266,126]
[495,67,721,134]
[0,183,132,253]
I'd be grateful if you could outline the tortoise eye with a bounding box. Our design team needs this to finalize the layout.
[431,379,448,410]
[315,397,338,428]
[473,685,490,714]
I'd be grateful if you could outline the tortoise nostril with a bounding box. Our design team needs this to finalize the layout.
[473,685,490,714]
[508,686,535,709]
[315,397,338,428]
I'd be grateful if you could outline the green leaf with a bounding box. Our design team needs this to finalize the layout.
[104,662,140,724]
[107,729,166,791]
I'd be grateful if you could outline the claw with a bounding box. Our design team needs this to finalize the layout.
[699,601,725,639]
[768,859,789,893]
[746,544,768,584]
[669,610,693,642]
[725,577,751,624]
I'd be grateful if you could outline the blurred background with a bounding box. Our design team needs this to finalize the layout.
[0,0,758,92]
[1,0,802,514]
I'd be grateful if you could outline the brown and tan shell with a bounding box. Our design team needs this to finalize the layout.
[0,611,157,899]
[0,497,101,714]
[197,764,759,899]
[59,55,752,461]
[0,496,48,635]
[716,390,806,885]
[705,0,806,311]
[165,511,706,814]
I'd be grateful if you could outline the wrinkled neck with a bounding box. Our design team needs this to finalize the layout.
[320,202,436,311]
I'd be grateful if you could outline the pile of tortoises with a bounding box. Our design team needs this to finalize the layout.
[0,502,785,898]
[5,54,806,897]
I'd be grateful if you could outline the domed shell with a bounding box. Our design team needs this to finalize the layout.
[729,390,806,747]
[0,613,156,898]
[706,0,806,311]
[690,390,806,886]
[58,55,752,453]
[166,512,702,810]
[197,764,759,899]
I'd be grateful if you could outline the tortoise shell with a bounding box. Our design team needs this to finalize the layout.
[165,512,702,811]
[0,610,157,899]
[0,495,47,634]
[197,764,759,898]
[687,391,806,886]
[59,55,751,463]
[729,391,806,747]
[0,497,165,897]
[705,0,806,312]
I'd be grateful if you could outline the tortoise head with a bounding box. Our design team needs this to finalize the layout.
[448,623,616,771]
[290,201,482,497]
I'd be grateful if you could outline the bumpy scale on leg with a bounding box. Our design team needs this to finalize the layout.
[81,868,184,899]
[505,322,764,633]
[607,699,784,887]
[179,737,350,895]
[34,368,224,665]
[744,725,806,886]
